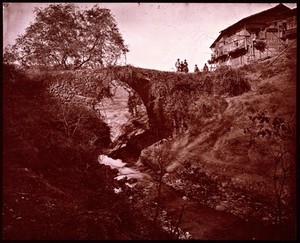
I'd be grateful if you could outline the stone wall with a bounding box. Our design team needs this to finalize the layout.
[47,68,123,109]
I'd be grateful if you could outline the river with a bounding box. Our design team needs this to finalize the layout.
[98,154,144,196]
[98,153,288,240]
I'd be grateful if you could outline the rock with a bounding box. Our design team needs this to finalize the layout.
[114,188,122,194]
[215,205,225,211]
[221,182,228,187]
[128,178,138,184]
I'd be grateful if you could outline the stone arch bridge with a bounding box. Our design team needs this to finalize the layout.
[47,65,185,138]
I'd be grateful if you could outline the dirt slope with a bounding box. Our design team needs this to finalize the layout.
[136,46,296,239]
[175,48,294,215]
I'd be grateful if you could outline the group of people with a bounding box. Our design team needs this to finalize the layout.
[175,58,189,73]
[175,58,209,73]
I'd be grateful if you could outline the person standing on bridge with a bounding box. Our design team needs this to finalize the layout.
[175,58,181,72]
[183,59,189,73]
[203,63,209,72]
[180,61,184,72]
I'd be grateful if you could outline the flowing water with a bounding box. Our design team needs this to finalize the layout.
[98,155,145,181]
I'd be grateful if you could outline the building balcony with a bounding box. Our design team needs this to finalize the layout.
[216,49,229,58]
[282,28,297,39]
[228,45,246,54]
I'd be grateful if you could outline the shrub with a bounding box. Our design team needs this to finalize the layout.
[260,67,276,79]
[213,66,251,96]
[3,63,27,89]
[3,62,147,240]
[238,62,261,73]
[243,111,296,225]
[47,103,111,148]
[147,67,249,136]
[188,95,228,134]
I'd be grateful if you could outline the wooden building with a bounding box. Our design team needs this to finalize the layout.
[208,4,296,69]
[279,8,297,43]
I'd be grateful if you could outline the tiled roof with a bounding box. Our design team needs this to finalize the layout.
[210,3,291,48]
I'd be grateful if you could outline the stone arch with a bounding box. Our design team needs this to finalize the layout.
[47,65,164,139]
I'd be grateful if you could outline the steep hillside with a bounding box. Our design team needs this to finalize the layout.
[137,47,296,239]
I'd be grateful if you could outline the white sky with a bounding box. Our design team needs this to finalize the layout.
[3,2,297,71]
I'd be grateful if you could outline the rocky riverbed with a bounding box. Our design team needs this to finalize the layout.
[96,150,293,240]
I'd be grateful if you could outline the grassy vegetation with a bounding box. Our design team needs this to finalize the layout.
[136,47,296,239]
[147,65,250,136]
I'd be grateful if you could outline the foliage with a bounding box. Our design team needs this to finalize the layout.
[237,61,261,73]
[188,95,228,135]
[254,40,267,52]
[48,103,111,147]
[149,144,168,225]
[3,63,26,88]
[3,62,180,240]
[4,3,128,70]
[148,67,249,136]
[139,141,189,239]
[213,66,251,96]
[3,62,141,240]
[243,111,296,224]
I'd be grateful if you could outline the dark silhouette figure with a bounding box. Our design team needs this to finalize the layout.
[175,58,181,72]
[183,59,189,73]
[180,61,184,72]
[203,63,209,72]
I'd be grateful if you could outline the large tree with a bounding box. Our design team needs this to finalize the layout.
[4,3,129,69]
